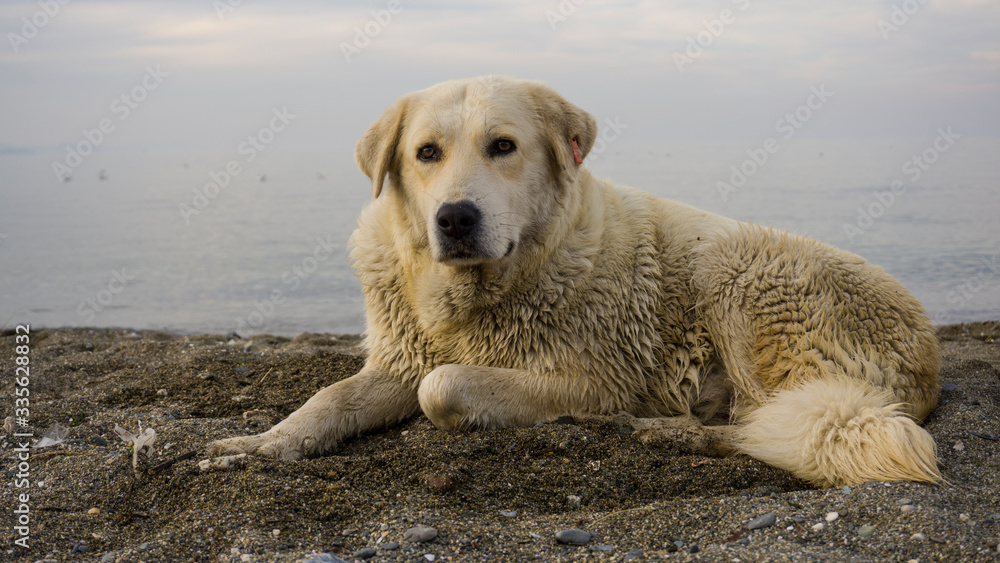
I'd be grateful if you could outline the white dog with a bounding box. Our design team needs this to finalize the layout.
[210,76,941,487]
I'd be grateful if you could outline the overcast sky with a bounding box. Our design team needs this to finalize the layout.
[1,0,998,155]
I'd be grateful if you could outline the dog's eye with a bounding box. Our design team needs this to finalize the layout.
[417,144,439,162]
[489,139,516,157]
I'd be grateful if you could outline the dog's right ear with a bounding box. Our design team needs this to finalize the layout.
[355,97,409,198]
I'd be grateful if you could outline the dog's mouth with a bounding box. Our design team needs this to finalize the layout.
[436,240,515,266]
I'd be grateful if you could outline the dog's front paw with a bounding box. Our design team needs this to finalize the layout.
[206,430,318,461]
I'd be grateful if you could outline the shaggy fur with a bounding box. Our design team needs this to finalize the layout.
[209,76,941,487]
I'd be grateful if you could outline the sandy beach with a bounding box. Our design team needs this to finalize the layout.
[2,322,998,562]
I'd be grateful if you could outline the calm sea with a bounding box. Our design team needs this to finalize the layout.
[2,138,998,336]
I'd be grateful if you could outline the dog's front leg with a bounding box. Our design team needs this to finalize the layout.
[207,366,418,460]
[417,364,592,430]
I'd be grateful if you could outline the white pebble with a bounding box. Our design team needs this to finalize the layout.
[954,441,965,451]
[271,529,280,537]
[241,555,252,562]
[424,555,436,562]
[959,513,971,522]
[900,505,916,513]
[786,525,795,531]
[826,511,839,522]
[910,533,926,541]
[812,523,825,531]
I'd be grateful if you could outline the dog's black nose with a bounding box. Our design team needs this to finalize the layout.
[436,202,480,240]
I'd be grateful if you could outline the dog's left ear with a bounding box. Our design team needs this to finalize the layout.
[356,97,409,198]
[527,83,598,186]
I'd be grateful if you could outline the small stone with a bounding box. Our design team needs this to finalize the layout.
[567,494,582,508]
[591,544,614,552]
[896,498,912,506]
[424,555,435,562]
[690,544,700,554]
[960,513,971,522]
[812,523,825,531]
[302,554,350,563]
[272,529,281,537]
[941,383,963,392]
[101,552,116,563]
[747,512,777,530]
[342,528,358,536]
[910,533,926,541]
[901,504,916,513]
[88,507,101,515]
[841,486,851,495]
[826,511,840,522]
[954,441,965,451]
[381,542,400,550]
[499,510,517,518]
[555,529,592,545]
[90,435,108,447]
[72,544,89,553]
[624,548,644,561]
[353,548,377,559]
[156,388,168,396]
[240,555,252,563]
[423,473,458,492]
[139,542,149,550]
[789,516,805,523]
[858,525,876,538]
[404,525,438,543]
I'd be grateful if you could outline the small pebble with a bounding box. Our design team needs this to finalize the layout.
[901,505,916,513]
[88,507,101,515]
[424,555,435,562]
[381,542,400,550]
[156,388,168,396]
[302,554,349,563]
[272,529,281,537]
[139,542,149,550]
[826,511,840,522]
[960,513,971,522]
[841,486,851,495]
[353,548,376,559]
[591,544,614,552]
[858,525,876,538]
[240,555,252,563]
[910,533,926,541]
[954,441,965,451]
[812,523,825,531]
[72,544,89,553]
[567,495,582,508]
[555,529,592,545]
[404,525,438,543]
[747,512,777,530]
[789,516,805,523]
[499,510,517,518]
[896,498,912,506]
[90,436,108,447]
[624,548,644,561]
[101,552,116,563]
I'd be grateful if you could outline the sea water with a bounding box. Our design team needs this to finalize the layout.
[1,138,997,336]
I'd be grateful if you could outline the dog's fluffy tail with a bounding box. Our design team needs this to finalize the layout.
[737,378,940,487]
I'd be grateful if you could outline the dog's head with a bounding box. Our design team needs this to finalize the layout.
[356,76,597,266]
